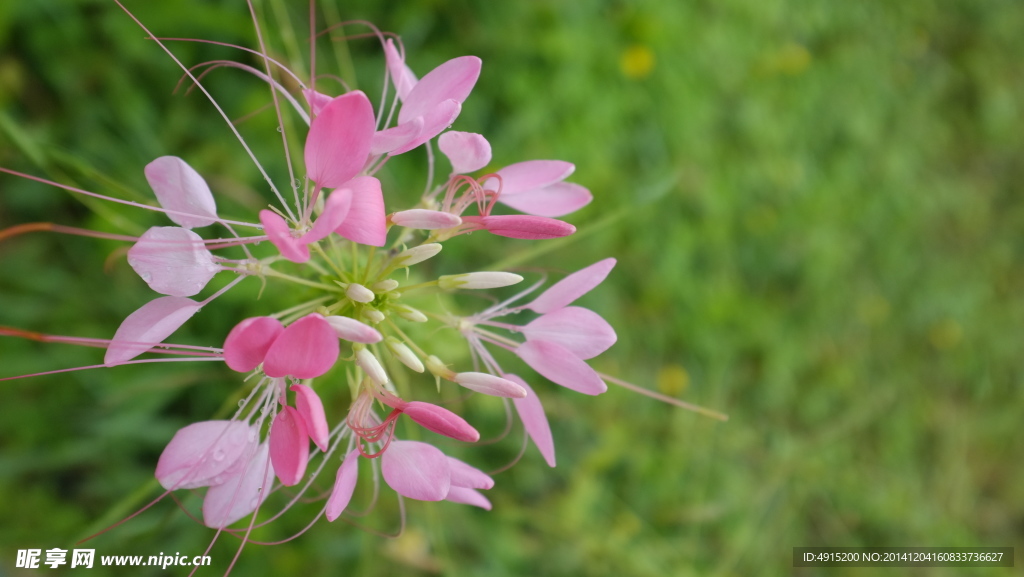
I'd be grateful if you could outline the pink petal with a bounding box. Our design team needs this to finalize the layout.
[381,440,451,502]
[506,374,555,467]
[384,39,418,101]
[260,209,309,263]
[399,56,481,124]
[438,131,491,174]
[324,315,382,344]
[223,316,285,373]
[302,88,333,116]
[444,486,492,510]
[155,420,254,490]
[269,406,309,487]
[144,156,219,228]
[402,401,480,443]
[497,181,593,217]
[453,372,528,398]
[480,215,576,240]
[202,442,275,528]
[325,450,360,521]
[446,457,494,489]
[334,176,387,247]
[305,91,375,188]
[290,384,330,452]
[301,189,353,244]
[104,296,202,365]
[515,340,607,396]
[263,314,340,379]
[526,258,616,314]
[522,306,617,360]
[391,209,462,230]
[127,226,219,297]
[369,117,423,156]
[484,160,575,196]
[390,99,462,155]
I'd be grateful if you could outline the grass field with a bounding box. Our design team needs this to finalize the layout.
[1,1,1022,575]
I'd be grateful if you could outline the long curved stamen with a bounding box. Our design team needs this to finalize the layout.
[178,60,309,124]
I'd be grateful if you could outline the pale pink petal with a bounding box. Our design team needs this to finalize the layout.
[484,160,575,196]
[127,226,219,297]
[305,91,375,188]
[384,38,418,101]
[223,316,284,373]
[260,209,309,263]
[390,99,462,155]
[155,420,254,490]
[301,189,352,244]
[144,156,218,228]
[369,117,423,156]
[453,372,528,398]
[302,88,333,116]
[263,314,340,379]
[104,296,202,365]
[381,440,451,502]
[446,457,494,489]
[402,401,480,442]
[515,340,607,396]
[290,384,330,452]
[444,486,492,510]
[522,306,617,360]
[202,442,275,528]
[506,374,555,467]
[399,56,481,124]
[325,450,360,521]
[497,181,592,217]
[269,406,309,486]
[526,258,616,313]
[324,315,382,344]
[391,209,462,230]
[334,176,386,247]
[438,131,491,174]
[480,214,576,240]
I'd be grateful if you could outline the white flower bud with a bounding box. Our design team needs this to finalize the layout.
[395,243,442,267]
[346,283,375,303]
[385,337,424,373]
[355,348,389,387]
[454,372,528,398]
[325,315,382,344]
[394,304,427,323]
[391,209,462,230]
[372,279,400,293]
[439,272,524,290]
[363,310,386,324]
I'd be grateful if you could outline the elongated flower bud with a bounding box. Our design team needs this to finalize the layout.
[439,271,523,290]
[325,315,382,344]
[346,283,375,303]
[391,209,462,230]
[425,355,457,380]
[394,243,442,266]
[355,348,388,386]
[453,372,527,398]
[363,310,385,324]
[394,304,427,323]
[372,279,400,292]
[386,337,424,373]
[402,402,479,443]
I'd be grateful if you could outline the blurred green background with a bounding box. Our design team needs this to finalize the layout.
[2,0,1023,575]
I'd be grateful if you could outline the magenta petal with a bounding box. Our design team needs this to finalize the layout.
[497,181,593,217]
[223,316,284,373]
[446,457,494,489]
[290,384,330,452]
[381,440,451,502]
[269,406,309,487]
[305,91,375,188]
[104,296,202,365]
[445,486,492,510]
[335,176,387,247]
[485,160,575,196]
[399,55,481,124]
[260,209,310,263]
[301,189,353,244]
[403,401,480,442]
[202,442,275,528]
[526,258,616,313]
[127,226,219,297]
[384,39,418,101]
[144,156,218,229]
[369,117,423,156]
[390,99,462,155]
[506,374,556,467]
[302,88,333,116]
[325,450,360,522]
[155,420,254,490]
[263,314,340,379]
[481,215,576,240]
[515,340,607,395]
[438,131,492,174]
[522,306,617,360]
